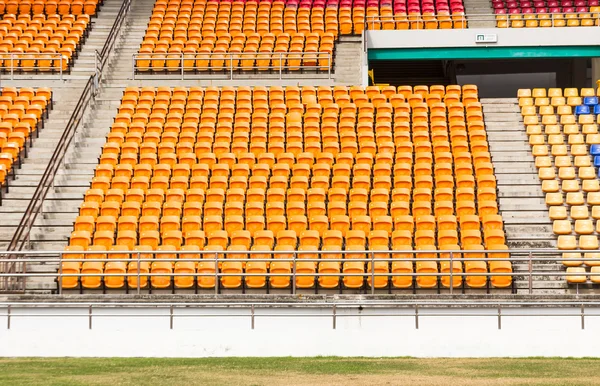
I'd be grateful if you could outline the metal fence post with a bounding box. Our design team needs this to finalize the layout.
[230,53,233,80]
[292,252,296,295]
[181,52,184,80]
[214,251,219,295]
[497,306,502,330]
[332,304,336,329]
[136,251,141,295]
[170,305,174,329]
[59,56,63,81]
[10,55,14,80]
[327,54,331,79]
[528,250,533,295]
[370,251,375,295]
[132,54,136,80]
[449,251,453,294]
[279,53,283,80]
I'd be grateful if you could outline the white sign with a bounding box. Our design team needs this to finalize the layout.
[475,33,498,43]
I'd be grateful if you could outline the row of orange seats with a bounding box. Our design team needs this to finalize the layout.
[0,14,90,70]
[60,243,511,291]
[0,87,51,203]
[0,0,100,16]
[137,31,335,71]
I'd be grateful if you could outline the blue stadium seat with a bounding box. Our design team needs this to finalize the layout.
[594,105,600,115]
[584,97,598,106]
[575,105,590,115]
[591,145,600,156]
[594,156,600,167]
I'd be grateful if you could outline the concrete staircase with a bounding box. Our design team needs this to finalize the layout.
[483,98,566,295]
[0,0,125,252]
[463,0,495,28]
[334,36,363,85]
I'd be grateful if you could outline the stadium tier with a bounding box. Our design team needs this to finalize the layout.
[0,13,91,71]
[58,85,513,292]
[135,0,468,73]
[0,0,101,16]
[0,86,52,203]
[520,87,600,285]
[494,7,600,27]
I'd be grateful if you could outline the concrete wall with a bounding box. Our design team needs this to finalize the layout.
[367,27,600,49]
[1,304,599,357]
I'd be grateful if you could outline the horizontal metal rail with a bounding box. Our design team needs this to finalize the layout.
[0,247,596,296]
[132,51,333,80]
[364,12,600,29]
[0,53,64,80]
[0,300,598,330]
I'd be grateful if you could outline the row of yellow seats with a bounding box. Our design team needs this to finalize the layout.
[567,267,600,284]
[518,87,598,98]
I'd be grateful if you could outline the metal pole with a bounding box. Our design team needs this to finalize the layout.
[251,304,255,329]
[332,304,336,329]
[528,250,533,295]
[370,251,375,295]
[292,252,296,294]
[132,54,136,80]
[449,251,453,294]
[230,53,233,80]
[6,305,10,329]
[59,56,63,81]
[214,252,219,295]
[497,306,502,329]
[415,304,419,329]
[58,252,63,295]
[135,251,140,294]
[279,53,282,81]
[10,54,13,80]
[88,305,92,330]
[181,52,184,80]
[170,305,174,329]
[327,54,331,80]
[581,304,585,330]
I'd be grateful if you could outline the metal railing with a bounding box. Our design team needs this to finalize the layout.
[0,53,65,80]
[364,12,600,30]
[1,300,599,330]
[131,52,333,80]
[0,247,595,295]
[2,0,132,291]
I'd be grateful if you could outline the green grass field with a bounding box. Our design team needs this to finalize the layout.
[2,357,599,386]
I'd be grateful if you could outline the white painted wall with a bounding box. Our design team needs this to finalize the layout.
[367,28,600,49]
[0,305,598,357]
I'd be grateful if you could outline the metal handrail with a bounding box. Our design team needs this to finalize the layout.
[132,51,333,80]
[364,11,600,29]
[4,0,133,280]
[2,301,599,331]
[95,0,131,89]
[1,247,598,296]
[0,53,64,80]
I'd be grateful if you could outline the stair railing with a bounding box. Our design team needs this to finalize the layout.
[1,0,133,293]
